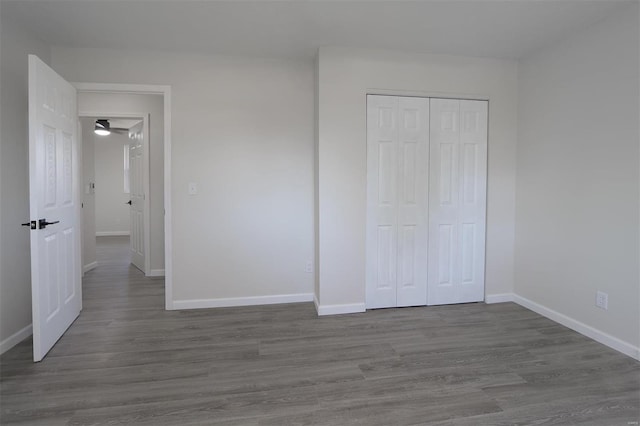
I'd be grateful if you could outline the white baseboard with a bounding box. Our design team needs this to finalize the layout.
[512,294,640,361]
[0,324,32,355]
[316,302,366,316]
[83,261,98,274]
[485,293,514,304]
[172,293,314,310]
[146,269,165,277]
[96,231,130,237]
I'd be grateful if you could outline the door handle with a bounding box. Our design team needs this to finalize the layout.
[126,200,132,205]
[22,221,36,229]
[38,219,59,229]
[21,219,59,229]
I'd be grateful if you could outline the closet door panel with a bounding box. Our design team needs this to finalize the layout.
[366,95,399,308]
[396,97,429,307]
[458,100,487,303]
[428,98,487,305]
[428,99,461,305]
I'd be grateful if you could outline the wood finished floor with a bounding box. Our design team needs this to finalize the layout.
[1,237,639,425]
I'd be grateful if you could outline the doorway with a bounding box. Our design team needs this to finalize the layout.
[74,84,172,309]
[80,114,151,275]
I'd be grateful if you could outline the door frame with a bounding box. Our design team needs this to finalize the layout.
[73,83,173,310]
[78,112,150,274]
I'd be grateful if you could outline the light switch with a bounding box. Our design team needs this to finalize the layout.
[188,182,198,195]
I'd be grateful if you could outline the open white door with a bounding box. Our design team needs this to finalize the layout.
[128,120,146,273]
[28,55,81,362]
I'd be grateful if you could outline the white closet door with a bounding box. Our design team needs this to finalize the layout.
[366,95,399,309]
[396,97,429,307]
[428,98,487,305]
[366,95,429,309]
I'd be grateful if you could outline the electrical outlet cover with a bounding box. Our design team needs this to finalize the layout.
[596,291,608,310]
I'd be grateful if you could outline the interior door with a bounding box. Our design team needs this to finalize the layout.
[428,98,487,305]
[128,121,145,272]
[366,95,429,309]
[28,55,81,362]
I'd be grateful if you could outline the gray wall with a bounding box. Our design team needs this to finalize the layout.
[516,3,639,348]
[94,131,131,235]
[53,48,315,303]
[315,47,518,310]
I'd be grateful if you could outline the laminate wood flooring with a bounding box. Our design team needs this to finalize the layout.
[1,236,639,425]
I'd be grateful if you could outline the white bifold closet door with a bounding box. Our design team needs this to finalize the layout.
[366,95,487,309]
[366,95,429,309]
[428,98,487,305]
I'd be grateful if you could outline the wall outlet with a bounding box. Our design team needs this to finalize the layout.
[595,291,608,310]
[188,182,198,195]
[304,261,312,274]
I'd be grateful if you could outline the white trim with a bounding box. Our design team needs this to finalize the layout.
[163,87,173,310]
[83,261,98,273]
[147,269,165,277]
[141,114,151,276]
[73,83,169,95]
[485,293,514,304]
[513,294,640,361]
[313,293,320,313]
[366,88,491,102]
[316,303,366,316]
[0,324,32,355]
[96,231,130,237]
[74,83,172,311]
[171,293,314,310]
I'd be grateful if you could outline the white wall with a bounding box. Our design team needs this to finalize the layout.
[52,48,315,304]
[80,118,97,271]
[94,131,130,235]
[316,47,518,310]
[77,93,164,272]
[516,4,639,349]
[0,14,51,351]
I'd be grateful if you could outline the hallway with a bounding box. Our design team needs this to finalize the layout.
[82,236,165,322]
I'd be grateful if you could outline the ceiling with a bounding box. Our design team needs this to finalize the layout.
[2,0,633,60]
